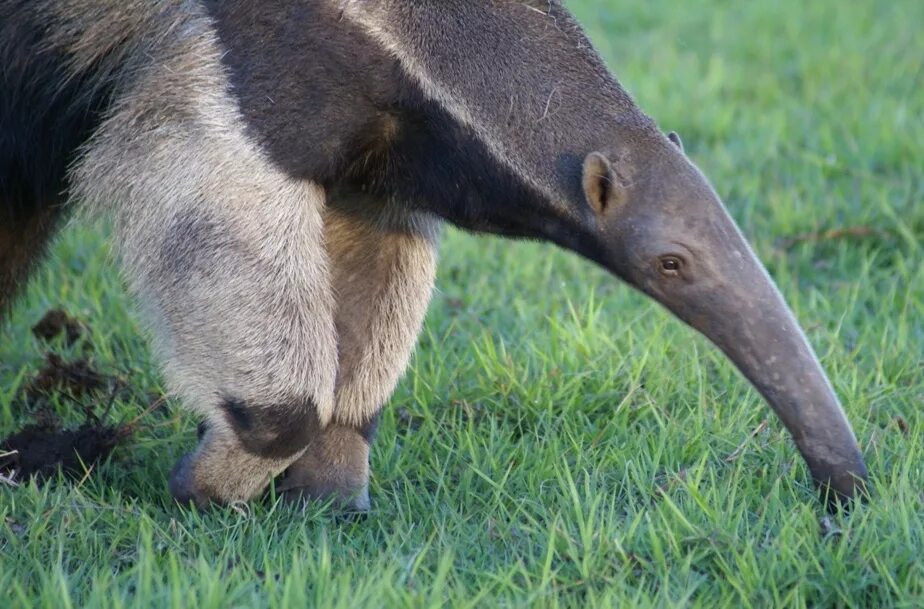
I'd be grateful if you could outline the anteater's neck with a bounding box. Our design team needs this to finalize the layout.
[340,1,654,204]
[209,1,654,253]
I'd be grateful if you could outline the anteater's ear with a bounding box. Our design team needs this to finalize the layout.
[667,131,684,152]
[582,152,626,215]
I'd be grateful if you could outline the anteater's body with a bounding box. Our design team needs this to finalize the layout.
[0,1,866,510]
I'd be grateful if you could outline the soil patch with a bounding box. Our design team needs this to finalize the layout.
[31,308,87,346]
[21,353,108,404]
[0,421,123,480]
[1,308,153,485]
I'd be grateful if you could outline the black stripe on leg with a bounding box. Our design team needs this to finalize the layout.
[220,396,318,459]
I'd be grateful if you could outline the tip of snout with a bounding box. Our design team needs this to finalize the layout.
[812,461,870,513]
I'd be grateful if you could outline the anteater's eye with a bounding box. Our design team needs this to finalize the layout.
[658,255,684,277]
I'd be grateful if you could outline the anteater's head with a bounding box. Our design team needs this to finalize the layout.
[578,129,867,507]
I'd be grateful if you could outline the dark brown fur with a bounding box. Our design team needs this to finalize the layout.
[0,203,63,314]
[220,397,318,460]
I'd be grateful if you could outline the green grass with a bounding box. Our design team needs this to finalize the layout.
[2,0,922,607]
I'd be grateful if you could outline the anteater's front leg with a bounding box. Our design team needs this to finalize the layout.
[95,166,340,506]
[150,180,339,506]
[60,19,345,507]
[279,193,441,510]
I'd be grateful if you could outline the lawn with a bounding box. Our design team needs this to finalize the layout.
[1,0,922,607]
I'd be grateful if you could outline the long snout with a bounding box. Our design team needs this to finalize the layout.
[673,243,868,506]
[579,140,868,507]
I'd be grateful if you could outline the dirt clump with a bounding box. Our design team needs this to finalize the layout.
[22,353,109,403]
[31,308,87,346]
[0,421,123,480]
[0,308,145,485]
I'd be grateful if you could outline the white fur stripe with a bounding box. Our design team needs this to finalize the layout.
[338,3,552,199]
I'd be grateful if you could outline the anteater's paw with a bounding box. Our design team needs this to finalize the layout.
[277,466,371,515]
[168,453,211,509]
